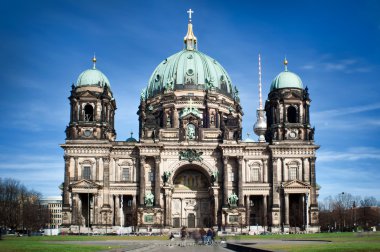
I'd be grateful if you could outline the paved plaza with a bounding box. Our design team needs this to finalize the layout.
[48,238,331,252]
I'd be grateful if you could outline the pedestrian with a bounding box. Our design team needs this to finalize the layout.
[181,227,187,247]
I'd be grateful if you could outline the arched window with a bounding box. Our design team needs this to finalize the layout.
[249,162,261,182]
[287,161,299,181]
[287,106,297,123]
[84,104,93,122]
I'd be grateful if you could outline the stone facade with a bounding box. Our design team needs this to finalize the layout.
[61,18,319,234]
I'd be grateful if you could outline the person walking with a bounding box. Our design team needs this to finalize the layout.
[180,227,187,247]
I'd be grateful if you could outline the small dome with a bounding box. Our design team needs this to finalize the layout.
[270,60,303,91]
[76,57,111,88]
[126,132,137,143]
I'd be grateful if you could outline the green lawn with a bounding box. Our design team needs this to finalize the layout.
[0,232,379,252]
[0,235,165,252]
[230,232,380,252]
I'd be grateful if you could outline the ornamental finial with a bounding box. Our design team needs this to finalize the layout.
[187,8,194,22]
[184,9,197,50]
[92,53,97,69]
[284,56,288,71]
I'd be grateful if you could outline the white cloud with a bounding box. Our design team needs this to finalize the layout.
[301,56,373,73]
[318,147,380,162]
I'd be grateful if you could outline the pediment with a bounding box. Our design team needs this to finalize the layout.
[77,90,98,98]
[283,180,310,189]
[70,179,101,189]
[181,112,200,120]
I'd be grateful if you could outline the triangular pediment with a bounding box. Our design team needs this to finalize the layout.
[181,112,200,120]
[283,180,310,189]
[79,90,98,98]
[70,179,101,189]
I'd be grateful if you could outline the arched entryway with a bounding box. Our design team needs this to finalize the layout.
[171,164,213,228]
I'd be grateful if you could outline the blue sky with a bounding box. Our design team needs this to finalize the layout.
[0,0,379,202]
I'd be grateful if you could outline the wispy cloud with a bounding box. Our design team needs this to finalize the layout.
[318,147,380,162]
[312,103,380,130]
[301,57,373,73]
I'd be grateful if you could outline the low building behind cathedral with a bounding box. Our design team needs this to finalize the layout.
[61,13,319,234]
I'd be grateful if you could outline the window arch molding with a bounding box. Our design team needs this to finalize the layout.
[248,161,262,182]
[286,160,300,181]
[79,159,95,180]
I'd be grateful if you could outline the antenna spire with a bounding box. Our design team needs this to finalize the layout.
[258,54,263,110]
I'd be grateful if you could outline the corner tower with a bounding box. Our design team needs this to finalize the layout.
[265,59,313,142]
[265,59,319,232]
[65,56,116,141]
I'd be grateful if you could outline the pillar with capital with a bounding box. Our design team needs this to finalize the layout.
[63,156,71,209]
[139,157,146,206]
[284,193,289,225]
[163,186,172,226]
[102,157,111,208]
[223,156,229,206]
[115,195,120,226]
[271,157,280,227]
[154,157,161,207]
[237,156,244,207]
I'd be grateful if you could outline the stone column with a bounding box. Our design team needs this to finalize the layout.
[272,158,280,207]
[115,195,120,226]
[102,158,110,207]
[281,158,285,182]
[212,187,219,226]
[74,157,79,180]
[223,156,229,206]
[180,198,183,227]
[154,157,161,207]
[173,108,179,128]
[139,157,146,206]
[237,156,244,206]
[246,195,250,227]
[96,158,100,181]
[262,159,267,183]
[63,156,71,208]
[164,187,172,226]
[301,158,305,182]
[284,193,289,225]
[309,157,317,207]
[263,195,268,226]
[271,157,280,226]
[72,193,79,224]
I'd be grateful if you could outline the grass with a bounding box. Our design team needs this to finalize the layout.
[0,235,165,252]
[0,232,379,252]
[227,232,380,252]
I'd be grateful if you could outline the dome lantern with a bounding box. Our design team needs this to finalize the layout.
[184,9,197,51]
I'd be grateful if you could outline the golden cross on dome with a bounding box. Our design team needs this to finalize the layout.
[187,9,194,22]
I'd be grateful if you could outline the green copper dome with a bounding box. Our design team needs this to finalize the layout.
[145,49,234,99]
[270,60,303,91]
[142,20,237,100]
[76,57,111,88]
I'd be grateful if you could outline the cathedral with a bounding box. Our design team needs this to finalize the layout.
[61,11,319,234]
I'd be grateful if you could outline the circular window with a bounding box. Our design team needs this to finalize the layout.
[187,54,193,59]
[187,69,194,75]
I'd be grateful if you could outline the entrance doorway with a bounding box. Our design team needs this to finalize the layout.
[188,213,195,228]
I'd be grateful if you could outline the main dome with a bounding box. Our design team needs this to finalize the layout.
[76,57,111,88]
[143,21,236,100]
[146,50,234,98]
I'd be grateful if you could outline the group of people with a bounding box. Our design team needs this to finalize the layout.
[169,227,216,246]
